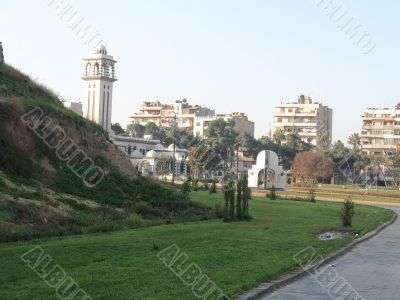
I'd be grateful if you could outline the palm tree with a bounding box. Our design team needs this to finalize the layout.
[317,130,330,151]
[273,129,285,145]
[348,133,361,151]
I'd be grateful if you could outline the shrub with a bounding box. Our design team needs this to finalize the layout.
[181,180,191,193]
[341,197,355,227]
[269,185,276,200]
[236,176,243,220]
[242,173,252,220]
[192,178,199,191]
[209,180,217,194]
[214,203,223,218]
[309,188,316,203]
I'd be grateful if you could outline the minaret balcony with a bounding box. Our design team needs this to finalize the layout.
[81,74,117,82]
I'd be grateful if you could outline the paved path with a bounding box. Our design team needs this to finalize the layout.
[263,205,400,300]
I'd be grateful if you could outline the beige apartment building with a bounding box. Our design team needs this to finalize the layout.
[361,107,400,155]
[130,99,254,138]
[193,112,255,138]
[273,95,333,149]
[130,99,215,131]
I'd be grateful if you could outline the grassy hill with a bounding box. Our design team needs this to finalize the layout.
[0,63,212,242]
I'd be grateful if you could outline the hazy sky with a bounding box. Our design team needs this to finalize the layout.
[1,0,399,142]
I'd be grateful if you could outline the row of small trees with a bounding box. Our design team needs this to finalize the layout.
[223,173,251,222]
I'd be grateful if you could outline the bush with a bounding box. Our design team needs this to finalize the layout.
[209,180,217,194]
[192,178,199,191]
[181,180,191,193]
[341,197,355,227]
[269,185,276,200]
[214,203,223,218]
[309,188,316,203]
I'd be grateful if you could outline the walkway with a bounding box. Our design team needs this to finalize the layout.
[263,205,400,300]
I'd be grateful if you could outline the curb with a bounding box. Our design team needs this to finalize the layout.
[236,210,398,300]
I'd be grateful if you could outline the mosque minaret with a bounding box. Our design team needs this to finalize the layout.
[81,44,117,132]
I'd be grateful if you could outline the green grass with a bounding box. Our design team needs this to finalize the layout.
[279,190,400,203]
[0,192,394,300]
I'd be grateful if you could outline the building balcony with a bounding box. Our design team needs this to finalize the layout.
[362,125,399,130]
[275,122,318,127]
[361,144,395,149]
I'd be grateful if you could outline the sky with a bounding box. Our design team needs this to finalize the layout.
[1,0,399,142]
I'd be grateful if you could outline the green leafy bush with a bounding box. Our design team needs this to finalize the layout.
[341,197,355,227]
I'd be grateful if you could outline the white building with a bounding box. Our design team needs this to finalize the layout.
[273,95,332,149]
[194,112,255,138]
[81,44,117,132]
[361,107,400,155]
[62,101,83,116]
[112,135,188,178]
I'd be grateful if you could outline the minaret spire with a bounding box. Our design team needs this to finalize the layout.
[81,45,117,132]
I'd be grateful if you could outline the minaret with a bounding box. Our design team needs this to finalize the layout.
[81,44,117,132]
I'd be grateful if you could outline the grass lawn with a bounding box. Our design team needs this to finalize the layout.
[0,192,394,300]
[278,190,400,203]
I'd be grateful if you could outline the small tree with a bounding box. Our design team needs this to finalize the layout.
[309,188,316,203]
[229,188,235,220]
[209,180,217,194]
[223,188,230,222]
[341,198,355,227]
[242,173,252,220]
[181,180,191,193]
[236,175,243,220]
[223,172,236,222]
[192,178,199,191]
[269,185,276,200]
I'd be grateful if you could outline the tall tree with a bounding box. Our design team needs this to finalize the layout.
[292,151,334,184]
[273,129,285,145]
[236,175,243,220]
[205,119,238,167]
[286,130,302,151]
[187,144,222,180]
[348,133,361,151]
[386,155,400,187]
[317,129,330,150]
[126,123,145,138]
[144,122,166,143]
[155,155,173,176]
[111,123,125,135]
[241,173,251,220]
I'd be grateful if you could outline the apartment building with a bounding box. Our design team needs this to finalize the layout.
[273,95,333,149]
[193,112,255,138]
[130,99,215,131]
[62,101,83,116]
[361,107,400,155]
